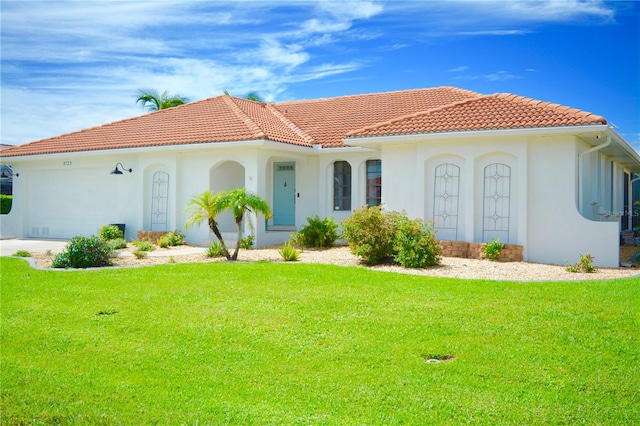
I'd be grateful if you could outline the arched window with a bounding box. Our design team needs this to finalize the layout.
[483,163,511,242]
[334,161,351,211]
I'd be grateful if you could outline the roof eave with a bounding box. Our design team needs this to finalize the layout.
[344,124,612,146]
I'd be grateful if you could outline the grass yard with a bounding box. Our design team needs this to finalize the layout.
[1,257,638,425]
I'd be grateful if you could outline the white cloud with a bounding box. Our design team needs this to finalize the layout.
[448,66,469,73]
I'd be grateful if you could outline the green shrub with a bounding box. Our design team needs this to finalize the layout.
[484,238,504,261]
[107,238,127,250]
[240,235,255,249]
[341,205,397,265]
[99,225,124,241]
[279,242,300,261]
[133,250,147,259]
[292,215,339,248]
[132,240,155,252]
[165,231,185,246]
[157,235,170,248]
[52,236,113,268]
[392,215,441,268]
[206,241,226,258]
[158,231,185,248]
[0,195,12,214]
[12,250,31,257]
[567,252,597,273]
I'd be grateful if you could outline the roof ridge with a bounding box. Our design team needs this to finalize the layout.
[223,95,266,139]
[277,86,482,105]
[494,92,607,122]
[346,94,487,137]
[265,104,316,145]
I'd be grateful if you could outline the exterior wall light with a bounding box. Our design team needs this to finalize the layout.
[110,163,132,175]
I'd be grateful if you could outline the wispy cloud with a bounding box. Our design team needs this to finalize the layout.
[448,66,469,73]
[0,0,630,146]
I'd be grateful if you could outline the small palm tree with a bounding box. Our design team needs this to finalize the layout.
[184,190,231,259]
[215,188,272,260]
[184,188,271,261]
[136,88,188,112]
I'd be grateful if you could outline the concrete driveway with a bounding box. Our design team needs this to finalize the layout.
[0,239,69,257]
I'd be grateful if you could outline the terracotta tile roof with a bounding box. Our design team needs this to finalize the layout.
[347,93,607,139]
[273,86,482,148]
[0,87,607,158]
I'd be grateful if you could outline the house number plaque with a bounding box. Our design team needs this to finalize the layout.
[63,161,72,166]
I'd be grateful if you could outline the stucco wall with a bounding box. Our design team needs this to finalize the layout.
[527,136,619,267]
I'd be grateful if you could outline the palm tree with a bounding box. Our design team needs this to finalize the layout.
[222,90,264,102]
[245,91,264,102]
[184,190,231,259]
[184,188,271,261]
[136,88,188,112]
[214,188,271,260]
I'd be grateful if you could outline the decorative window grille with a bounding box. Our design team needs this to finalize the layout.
[482,163,511,242]
[334,161,351,211]
[366,159,382,206]
[150,171,169,231]
[433,163,460,240]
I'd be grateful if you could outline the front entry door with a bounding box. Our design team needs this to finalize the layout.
[273,162,295,226]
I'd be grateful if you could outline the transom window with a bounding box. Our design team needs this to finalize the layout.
[333,161,351,211]
[366,159,382,207]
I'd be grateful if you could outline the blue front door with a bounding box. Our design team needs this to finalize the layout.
[273,162,295,226]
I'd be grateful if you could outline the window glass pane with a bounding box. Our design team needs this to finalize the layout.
[334,161,351,211]
[366,159,381,206]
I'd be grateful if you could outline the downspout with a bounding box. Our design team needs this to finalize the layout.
[578,135,611,216]
[629,175,640,230]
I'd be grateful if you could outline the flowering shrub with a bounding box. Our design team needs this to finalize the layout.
[393,215,441,268]
[341,205,397,264]
[342,206,440,268]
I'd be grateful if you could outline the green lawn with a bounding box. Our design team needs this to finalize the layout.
[1,257,638,425]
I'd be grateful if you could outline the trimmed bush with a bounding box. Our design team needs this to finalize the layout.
[12,250,31,257]
[99,225,124,241]
[341,206,397,264]
[52,236,113,268]
[0,195,12,214]
[291,215,339,248]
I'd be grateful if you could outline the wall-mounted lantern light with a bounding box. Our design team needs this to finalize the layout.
[110,163,132,175]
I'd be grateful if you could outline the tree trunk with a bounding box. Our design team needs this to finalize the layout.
[231,216,243,261]
[209,218,231,260]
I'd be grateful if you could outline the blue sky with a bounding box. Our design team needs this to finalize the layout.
[1,0,639,149]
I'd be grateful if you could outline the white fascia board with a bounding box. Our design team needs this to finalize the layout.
[314,146,379,154]
[603,127,640,166]
[2,139,319,162]
[343,124,611,147]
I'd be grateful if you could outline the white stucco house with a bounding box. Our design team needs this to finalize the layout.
[1,86,639,267]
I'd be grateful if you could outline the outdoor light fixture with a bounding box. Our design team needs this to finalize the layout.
[110,163,132,175]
